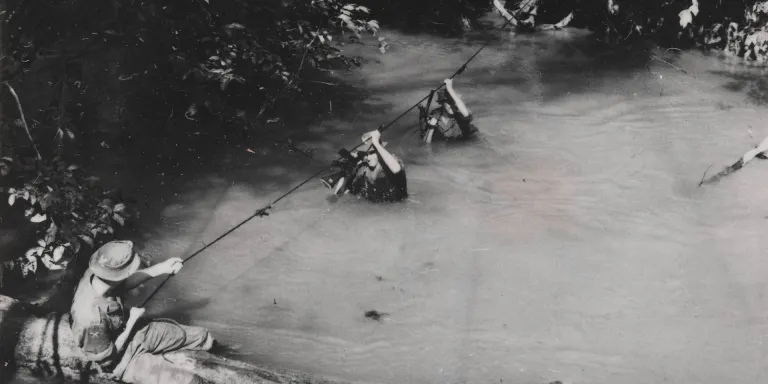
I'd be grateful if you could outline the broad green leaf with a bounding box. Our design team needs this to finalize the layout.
[21,258,36,276]
[79,235,94,247]
[45,222,58,244]
[113,214,125,226]
[48,263,64,271]
[220,76,232,91]
[30,213,47,223]
[8,194,15,206]
[114,203,126,212]
[53,246,65,262]
[41,255,59,270]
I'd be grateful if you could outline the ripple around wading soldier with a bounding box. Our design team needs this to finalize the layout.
[418,78,479,144]
[321,129,408,203]
[69,240,216,384]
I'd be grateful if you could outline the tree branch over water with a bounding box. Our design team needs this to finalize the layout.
[699,135,768,186]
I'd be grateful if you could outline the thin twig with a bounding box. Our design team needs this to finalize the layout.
[256,34,317,120]
[604,16,620,36]
[647,51,689,74]
[697,164,713,187]
[3,82,42,160]
[195,0,213,26]
[56,65,68,142]
[623,24,634,40]
[347,111,361,131]
[301,80,338,86]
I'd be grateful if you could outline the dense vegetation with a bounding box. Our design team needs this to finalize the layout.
[0,0,381,284]
[501,0,768,59]
[356,0,493,33]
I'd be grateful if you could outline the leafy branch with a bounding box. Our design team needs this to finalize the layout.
[3,158,129,277]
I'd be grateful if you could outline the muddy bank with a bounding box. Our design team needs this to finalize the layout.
[0,295,355,384]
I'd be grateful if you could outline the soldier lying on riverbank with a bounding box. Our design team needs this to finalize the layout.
[70,240,215,384]
[418,78,479,143]
[321,129,408,202]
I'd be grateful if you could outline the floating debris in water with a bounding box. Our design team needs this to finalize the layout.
[364,310,388,321]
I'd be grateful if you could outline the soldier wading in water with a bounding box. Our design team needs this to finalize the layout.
[418,78,479,143]
[321,129,408,203]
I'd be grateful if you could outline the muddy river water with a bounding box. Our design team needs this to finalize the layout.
[123,24,768,384]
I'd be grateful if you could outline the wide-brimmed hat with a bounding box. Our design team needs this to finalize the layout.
[360,132,388,154]
[89,240,141,282]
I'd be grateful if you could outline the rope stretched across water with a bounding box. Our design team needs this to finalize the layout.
[139,18,514,307]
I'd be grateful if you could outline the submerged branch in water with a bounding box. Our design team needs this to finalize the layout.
[647,51,688,75]
[364,310,388,321]
[699,135,768,186]
[697,164,714,187]
[699,160,742,186]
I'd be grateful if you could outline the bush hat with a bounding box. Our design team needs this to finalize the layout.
[360,132,388,154]
[89,240,141,282]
